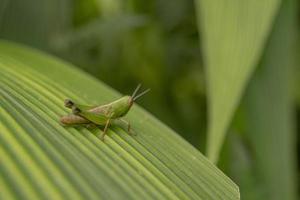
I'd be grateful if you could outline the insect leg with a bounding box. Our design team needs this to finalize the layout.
[120,119,131,133]
[101,119,111,141]
[116,119,136,136]
[86,123,97,129]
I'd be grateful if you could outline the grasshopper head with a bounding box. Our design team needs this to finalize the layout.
[110,96,133,118]
[111,85,150,118]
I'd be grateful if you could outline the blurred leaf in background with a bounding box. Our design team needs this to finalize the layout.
[194,0,298,199]
[227,0,298,199]
[195,0,281,162]
[0,0,72,50]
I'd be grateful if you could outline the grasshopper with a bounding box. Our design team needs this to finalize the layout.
[60,84,150,140]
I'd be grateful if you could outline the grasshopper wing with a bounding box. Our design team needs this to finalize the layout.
[73,108,109,126]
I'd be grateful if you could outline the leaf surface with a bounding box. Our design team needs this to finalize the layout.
[0,41,239,200]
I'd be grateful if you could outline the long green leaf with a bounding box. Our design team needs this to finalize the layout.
[0,41,239,200]
[195,0,281,162]
[242,0,298,199]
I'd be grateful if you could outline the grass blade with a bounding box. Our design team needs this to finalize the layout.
[241,0,298,199]
[195,0,281,162]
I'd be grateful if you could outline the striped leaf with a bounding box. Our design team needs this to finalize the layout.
[0,41,239,200]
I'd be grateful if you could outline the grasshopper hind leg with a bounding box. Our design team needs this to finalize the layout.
[86,123,97,129]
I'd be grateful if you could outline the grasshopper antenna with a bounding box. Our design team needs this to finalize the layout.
[132,84,141,98]
[133,88,150,101]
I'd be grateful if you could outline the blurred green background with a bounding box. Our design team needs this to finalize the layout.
[0,0,299,199]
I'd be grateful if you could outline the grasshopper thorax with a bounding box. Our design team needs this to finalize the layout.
[109,96,133,118]
[110,85,150,118]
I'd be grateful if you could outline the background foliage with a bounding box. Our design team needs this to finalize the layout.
[0,0,299,199]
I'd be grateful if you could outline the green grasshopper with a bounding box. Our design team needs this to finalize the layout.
[60,84,150,140]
